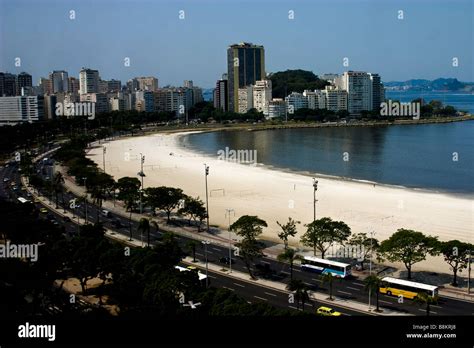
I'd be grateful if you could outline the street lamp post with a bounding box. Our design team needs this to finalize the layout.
[82,177,88,224]
[468,250,472,295]
[202,240,210,287]
[138,153,145,214]
[312,178,318,221]
[368,230,375,311]
[204,164,210,232]
[225,208,235,273]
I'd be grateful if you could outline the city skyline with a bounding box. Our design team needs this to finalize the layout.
[0,0,472,88]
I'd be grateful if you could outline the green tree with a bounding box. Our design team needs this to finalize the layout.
[364,275,383,312]
[186,240,199,262]
[348,232,380,270]
[230,215,268,279]
[116,177,140,240]
[300,217,351,258]
[439,240,473,286]
[52,172,65,209]
[146,186,184,223]
[138,218,151,247]
[322,272,336,300]
[277,217,300,249]
[277,248,301,281]
[287,279,310,310]
[414,293,438,316]
[379,229,439,280]
[178,196,207,231]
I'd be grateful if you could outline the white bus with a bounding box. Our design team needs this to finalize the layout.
[380,277,438,299]
[300,256,351,278]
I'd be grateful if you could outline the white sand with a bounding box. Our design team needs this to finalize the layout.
[88,131,474,275]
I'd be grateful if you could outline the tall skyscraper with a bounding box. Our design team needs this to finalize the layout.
[16,72,32,96]
[0,95,44,125]
[227,42,265,113]
[136,76,158,91]
[49,70,69,93]
[68,77,80,94]
[214,76,228,111]
[369,73,383,111]
[79,68,100,94]
[1,73,17,96]
[335,71,373,114]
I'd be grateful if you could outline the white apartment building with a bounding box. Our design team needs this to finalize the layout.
[252,80,272,114]
[49,70,69,93]
[80,93,108,113]
[323,86,348,112]
[266,98,286,118]
[238,86,253,114]
[136,77,158,91]
[0,96,44,125]
[335,71,372,114]
[79,68,100,94]
[285,92,308,113]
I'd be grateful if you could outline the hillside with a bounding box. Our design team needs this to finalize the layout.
[268,69,329,98]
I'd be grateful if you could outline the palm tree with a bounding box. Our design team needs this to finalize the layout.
[137,218,150,247]
[287,279,310,310]
[150,220,159,246]
[186,240,199,262]
[414,292,438,316]
[52,172,65,209]
[277,248,301,281]
[322,272,335,300]
[364,274,383,312]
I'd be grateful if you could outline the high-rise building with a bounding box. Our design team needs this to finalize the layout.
[135,91,154,112]
[323,86,348,112]
[68,77,80,94]
[16,72,32,96]
[80,93,108,113]
[183,80,193,88]
[214,77,228,111]
[1,73,17,96]
[267,98,286,118]
[0,95,44,125]
[39,77,53,95]
[153,88,192,115]
[98,80,109,94]
[227,42,265,113]
[237,86,253,114]
[335,71,372,114]
[252,80,272,113]
[79,68,100,94]
[108,79,122,93]
[49,70,69,93]
[43,95,58,120]
[369,73,383,111]
[285,92,308,112]
[136,76,158,91]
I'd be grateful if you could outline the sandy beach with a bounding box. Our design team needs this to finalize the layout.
[87,131,474,274]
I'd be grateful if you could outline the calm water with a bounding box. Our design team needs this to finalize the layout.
[182,121,474,194]
[385,90,474,113]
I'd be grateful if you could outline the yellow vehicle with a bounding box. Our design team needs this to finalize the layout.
[187,266,197,271]
[379,277,438,300]
[317,306,342,316]
[40,208,48,213]
[34,198,40,203]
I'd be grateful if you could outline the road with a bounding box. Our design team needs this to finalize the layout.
[1,151,474,317]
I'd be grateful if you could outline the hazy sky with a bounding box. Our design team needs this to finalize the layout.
[0,0,472,88]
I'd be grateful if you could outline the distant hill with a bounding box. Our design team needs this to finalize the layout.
[268,69,329,98]
[384,78,473,91]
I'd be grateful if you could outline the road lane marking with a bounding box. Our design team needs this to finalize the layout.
[351,282,364,287]
[281,271,290,275]
[261,261,270,264]
[233,282,245,288]
[293,268,302,272]
[312,278,322,282]
[264,292,277,297]
[208,275,217,279]
[418,309,437,314]
[212,247,220,252]
[337,290,352,295]
[347,286,360,291]
[288,305,299,310]
[254,296,268,301]
[379,300,393,304]
[223,286,234,291]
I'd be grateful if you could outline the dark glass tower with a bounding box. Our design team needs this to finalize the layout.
[227,42,265,113]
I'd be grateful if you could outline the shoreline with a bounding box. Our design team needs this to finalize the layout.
[88,129,474,274]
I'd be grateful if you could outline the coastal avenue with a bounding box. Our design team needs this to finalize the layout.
[2,150,473,317]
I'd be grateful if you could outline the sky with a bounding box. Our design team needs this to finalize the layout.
[0,0,472,88]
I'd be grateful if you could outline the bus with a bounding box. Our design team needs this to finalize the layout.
[175,265,208,284]
[300,256,351,278]
[379,277,438,299]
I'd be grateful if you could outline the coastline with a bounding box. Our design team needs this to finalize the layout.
[87,129,474,274]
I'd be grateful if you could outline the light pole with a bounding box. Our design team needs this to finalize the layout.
[312,178,318,221]
[368,230,375,311]
[202,240,210,287]
[225,208,235,273]
[204,164,210,232]
[82,177,88,224]
[138,153,145,214]
[102,146,106,173]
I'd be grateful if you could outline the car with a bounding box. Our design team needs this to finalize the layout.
[3,178,9,183]
[111,219,123,228]
[187,266,197,271]
[316,306,342,316]
[40,208,48,214]
[219,257,235,265]
[12,186,18,191]
[101,209,111,217]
